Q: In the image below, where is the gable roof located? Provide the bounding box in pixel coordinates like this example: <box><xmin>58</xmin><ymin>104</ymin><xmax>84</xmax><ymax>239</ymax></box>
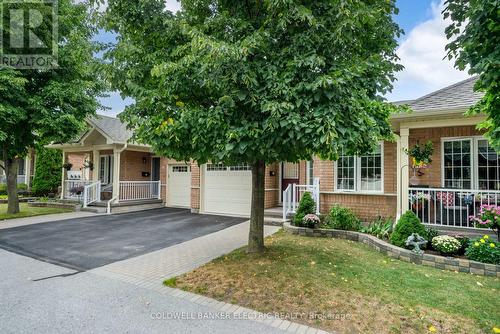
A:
<box><xmin>394</xmin><ymin>76</ymin><xmax>483</xmax><ymax>112</ymax></box>
<box><xmin>87</xmin><ymin>115</ymin><xmax>134</xmax><ymax>143</ymax></box>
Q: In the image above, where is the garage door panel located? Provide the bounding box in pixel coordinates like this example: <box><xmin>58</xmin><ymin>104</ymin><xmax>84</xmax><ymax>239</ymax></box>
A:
<box><xmin>168</xmin><ymin>165</ymin><xmax>191</xmax><ymax>208</ymax></box>
<box><xmin>204</xmin><ymin>168</ymin><xmax>252</xmax><ymax>216</ymax></box>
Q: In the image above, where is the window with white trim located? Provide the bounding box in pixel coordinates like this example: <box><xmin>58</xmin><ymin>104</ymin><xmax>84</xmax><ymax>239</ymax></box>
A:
<box><xmin>443</xmin><ymin>139</ymin><xmax>472</xmax><ymax>189</ymax></box>
<box><xmin>307</xmin><ymin>160</ymin><xmax>314</xmax><ymax>185</ymax></box>
<box><xmin>335</xmin><ymin>144</ymin><xmax>383</xmax><ymax>192</ymax></box>
<box><xmin>207</xmin><ymin>163</ymin><xmax>251</xmax><ymax>172</ymax></box>
<box><xmin>477</xmin><ymin>139</ymin><xmax>499</xmax><ymax>190</ymax></box>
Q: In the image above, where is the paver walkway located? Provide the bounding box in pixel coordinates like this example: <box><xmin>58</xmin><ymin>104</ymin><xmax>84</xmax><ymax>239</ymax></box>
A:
<box><xmin>90</xmin><ymin>221</ymin><xmax>280</xmax><ymax>289</ymax></box>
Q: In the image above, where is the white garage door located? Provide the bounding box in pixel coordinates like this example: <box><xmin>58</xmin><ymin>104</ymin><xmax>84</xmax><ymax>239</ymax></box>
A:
<box><xmin>168</xmin><ymin>165</ymin><xmax>191</xmax><ymax>207</ymax></box>
<box><xmin>203</xmin><ymin>164</ymin><xmax>252</xmax><ymax>216</ymax></box>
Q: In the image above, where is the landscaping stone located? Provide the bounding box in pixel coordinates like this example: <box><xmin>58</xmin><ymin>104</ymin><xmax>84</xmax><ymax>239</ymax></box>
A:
<box><xmin>282</xmin><ymin>222</ymin><xmax>500</xmax><ymax>277</ymax></box>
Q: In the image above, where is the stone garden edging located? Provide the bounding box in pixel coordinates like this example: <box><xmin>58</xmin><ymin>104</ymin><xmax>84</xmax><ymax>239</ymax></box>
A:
<box><xmin>28</xmin><ymin>201</ymin><xmax>80</xmax><ymax>211</ymax></box>
<box><xmin>283</xmin><ymin>222</ymin><xmax>500</xmax><ymax>278</ymax></box>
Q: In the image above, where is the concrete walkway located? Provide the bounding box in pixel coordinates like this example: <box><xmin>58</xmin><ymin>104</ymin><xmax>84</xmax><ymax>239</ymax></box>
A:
<box><xmin>0</xmin><ymin>211</ymin><xmax>100</xmax><ymax>230</ymax></box>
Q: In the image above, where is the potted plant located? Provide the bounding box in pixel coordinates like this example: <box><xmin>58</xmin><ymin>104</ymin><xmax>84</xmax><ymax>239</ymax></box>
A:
<box><xmin>406</xmin><ymin>140</ymin><xmax>434</xmax><ymax>176</ymax></box>
<box><xmin>62</xmin><ymin>163</ymin><xmax>73</xmax><ymax>171</ymax></box>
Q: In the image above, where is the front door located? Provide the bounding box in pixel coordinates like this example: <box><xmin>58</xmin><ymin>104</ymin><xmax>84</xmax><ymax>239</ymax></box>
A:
<box><xmin>151</xmin><ymin>157</ymin><xmax>161</xmax><ymax>181</ymax></box>
<box><xmin>99</xmin><ymin>155</ymin><xmax>114</xmax><ymax>185</ymax></box>
<box><xmin>282</xmin><ymin>162</ymin><xmax>299</xmax><ymax>192</ymax></box>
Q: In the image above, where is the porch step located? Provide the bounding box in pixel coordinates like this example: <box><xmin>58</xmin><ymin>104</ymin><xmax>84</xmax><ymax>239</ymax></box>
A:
<box><xmin>87</xmin><ymin>199</ymin><xmax>164</xmax><ymax>214</ymax></box>
<box><xmin>264</xmin><ymin>206</ymin><xmax>284</xmax><ymax>219</ymax></box>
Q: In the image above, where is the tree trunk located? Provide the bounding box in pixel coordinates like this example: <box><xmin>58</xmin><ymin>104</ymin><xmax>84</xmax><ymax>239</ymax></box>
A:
<box><xmin>6</xmin><ymin>158</ymin><xmax>20</xmax><ymax>214</ymax></box>
<box><xmin>247</xmin><ymin>160</ymin><xmax>265</xmax><ymax>253</ymax></box>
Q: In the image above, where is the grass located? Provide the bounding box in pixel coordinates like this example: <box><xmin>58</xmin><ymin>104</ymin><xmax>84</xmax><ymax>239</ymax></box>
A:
<box><xmin>0</xmin><ymin>203</ymin><xmax>72</xmax><ymax>220</ymax></box>
<box><xmin>167</xmin><ymin>230</ymin><xmax>500</xmax><ymax>334</ymax></box>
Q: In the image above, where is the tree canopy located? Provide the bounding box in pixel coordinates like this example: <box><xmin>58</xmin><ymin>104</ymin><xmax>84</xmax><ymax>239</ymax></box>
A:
<box><xmin>443</xmin><ymin>0</ymin><xmax>500</xmax><ymax>150</ymax></box>
<box><xmin>0</xmin><ymin>0</ymin><xmax>104</xmax><ymax>213</ymax></box>
<box><xmin>102</xmin><ymin>0</ymin><xmax>404</xmax><ymax>251</ymax></box>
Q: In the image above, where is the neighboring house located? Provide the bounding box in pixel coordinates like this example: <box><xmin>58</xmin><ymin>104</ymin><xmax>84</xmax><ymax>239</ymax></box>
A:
<box><xmin>0</xmin><ymin>149</ymin><xmax>36</xmax><ymax>189</ymax></box>
<box><xmin>50</xmin><ymin>77</ymin><xmax>499</xmax><ymax>230</ymax></box>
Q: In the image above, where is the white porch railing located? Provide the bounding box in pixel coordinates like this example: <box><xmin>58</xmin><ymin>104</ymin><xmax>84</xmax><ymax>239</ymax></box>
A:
<box><xmin>283</xmin><ymin>177</ymin><xmax>320</xmax><ymax>220</ymax></box>
<box><xmin>64</xmin><ymin>180</ymin><xmax>94</xmax><ymax>200</ymax></box>
<box><xmin>409</xmin><ymin>187</ymin><xmax>500</xmax><ymax>229</ymax></box>
<box><xmin>119</xmin><ymin>181</ymin><xmax>161</xmax><ymax>201</ymax></box>
<box><xmin>83</xmin><ymin>181</ymin><xmax>101</xmax><ymax>208</ymax></box>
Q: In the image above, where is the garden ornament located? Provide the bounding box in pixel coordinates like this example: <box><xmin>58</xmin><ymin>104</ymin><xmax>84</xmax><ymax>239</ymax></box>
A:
<box><xmin>405</xmin><ymin>233</ymin><xmax>427</xmax><ymax>255</ymax></box>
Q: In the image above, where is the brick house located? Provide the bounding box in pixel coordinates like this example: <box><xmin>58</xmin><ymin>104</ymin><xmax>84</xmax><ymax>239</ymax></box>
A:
<box><xmin>51</xmin><ymin>77</ymin><xmax>499</xmax><ymax>227</ymax></box>
<box><xmin>0</xmin><ymin>149</ymin><xmax>36</xmax><ymax>190</ymax></box>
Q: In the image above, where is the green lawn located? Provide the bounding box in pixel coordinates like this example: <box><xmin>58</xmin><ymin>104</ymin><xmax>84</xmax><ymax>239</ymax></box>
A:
<box><xmin>167</xmin><ymin>230</ymin><xmax>500</xmax><ymax>334</ymax></box>
<box><xmin>0</xmin><ymin>203</ymin><xmax>72</xmax><ymax>220</ymax></box>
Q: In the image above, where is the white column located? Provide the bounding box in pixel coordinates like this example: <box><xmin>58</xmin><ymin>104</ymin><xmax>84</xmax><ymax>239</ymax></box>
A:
<box><xmin>112</xmin><ymin>148</ymin><xmax>121</xmax><ymax>202</ymax></box>
<box><xmin>400</xmin><ymin>128</ymin><xmax>410</xmax><ymax>214</ymax></box>
<box><xmin>24</xmin><ymin>150</ymin><xmax>32</xmax><ymax>190</ymax></box>
<box><xmin>60</xmin><ymin>150</ymin><xmax>66</xmax><ymax>199</ymax></box>
<box><xmin>92</xmin><ymin>149</ymin><xmax>99</xmax><ymax>182</ymax></box>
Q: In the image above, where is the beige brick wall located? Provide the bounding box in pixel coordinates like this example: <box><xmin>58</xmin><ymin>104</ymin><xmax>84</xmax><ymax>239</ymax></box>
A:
<box><xmin>119</xmin><ymin>151</ymin><xmax>152</xmax><ymax>181</ymax></box>
<box><xmin>191</xmin><ymin>162</ymin><xmax>200</xmax><ymax>210</ymax></box>
<box><xmin>265</xmin><ymin>163</ymin><xmax>280</xmax><ymax>209</ymax></box>
<box><xmin>314</xmin><ymin>141</ymin><xmax>397</xmax><ymax>221</ymax></box>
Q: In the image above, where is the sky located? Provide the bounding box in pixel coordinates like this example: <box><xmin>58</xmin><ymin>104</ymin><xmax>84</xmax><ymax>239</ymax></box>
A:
<box><xmin>97</xmin><ymin>0</ymin><xmax>471</xmax><ymax>117</ymax></box>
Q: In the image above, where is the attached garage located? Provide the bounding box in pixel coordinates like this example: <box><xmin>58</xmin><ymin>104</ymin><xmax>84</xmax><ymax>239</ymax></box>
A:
<box><xmin>203</xmin><ymin>164</ymin><xmax>252</xmax><ymax>216</ymax></box>
<box><xmin>167</xmin><ymin>165</ymin><xmax>191</xmax><ymax>208</ymax></box>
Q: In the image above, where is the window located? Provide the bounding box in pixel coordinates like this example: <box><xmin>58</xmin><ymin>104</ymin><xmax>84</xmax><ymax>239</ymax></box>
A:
<box><xmin>477</xmin><ymin>139</ymin><xmax>499</xmax><ymax>190</ymax></box>
<box><xmin>307</xmin><ymin>160</ymin><xmax>314</xmax><ymax>185</ymax></box>
<box><xmin>17</xmin><ymin>159</ymin><xmax>25</xmax><ymax>176</ymax></box>
<box><xmin>442</xmin><ymin>139</ymin><xmax>472</xmax><ymax>189</ymax></box>
<box><xmin>206</xmin><ymin>163</ymin><xmax>226</xmax><ymax>171</ymax></box>
<box><xmin>172</xmin><ymin>165</ymin><xmax>189</xmax><ymax>173</ymax></box>
<box><xmin>207</xmin><ymin>163</ymin><xmax>251</xmax><ymax>172</ymax></box>
<box><xmin>335</xmin><ymin>144</ymin><xmax>383</xmax><ymax>192</ymax></box>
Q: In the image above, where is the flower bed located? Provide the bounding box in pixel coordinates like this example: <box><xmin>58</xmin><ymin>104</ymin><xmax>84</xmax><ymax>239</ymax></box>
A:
<box><xmin>283</xmin><ymin>222</ymin><xmax>500</xmax><ymax>277</ymax></box>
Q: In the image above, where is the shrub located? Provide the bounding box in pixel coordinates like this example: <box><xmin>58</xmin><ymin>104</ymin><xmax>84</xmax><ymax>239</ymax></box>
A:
<box><xmin>323</xmin><ymin>205</ymin><xmax>360</xmax><ymax>231</ymax></box>
<box><xmin>32</xmin><ymin>147</ymin><xmax>62</xmax><ymax>196</ymax></box>
<box><xmin>360</xmin><ymin>216</ymin><xmax>393</xmax><ymax>239</ymax></box>
<box><xmin>302</xmin><ymin>214</ymin><xmax>320</xmax><ymax>228</ymax></box>
<box><xmin>0</xmin><ymin>183</ymin><xmax>28</xmax><ymax>196</ymax></box>
<box><xmin>293</xmin><ymin>192</ymin><xmax>316</xmax><ymax>226</ymax></box>
<box><xmin>452</xmin><ymin>235</ymin><xmax>470</xmax><ymax>255</ymax></box>
<box><xmin>390</xmin><ymin>210</ymin><xmax>426</xmax><ymax>248</ymax></box>
<box><xmin>424</xmin><ymin>227</ymin><xmax>440</xmax><ymax>250</ymax></box>
<box><xmin>465</xmin><ymin>235</ymin><xmax>500</xmax><ymax>264</ymax></box>
<box><xmin>431</xmin><ymin>235</ymin><xmax>461</xmax><ymax>255</ymax></box>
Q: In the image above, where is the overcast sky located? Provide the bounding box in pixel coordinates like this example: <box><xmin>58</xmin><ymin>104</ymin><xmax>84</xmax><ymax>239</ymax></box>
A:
<box><xmin>97</xmin><ymin>0</ymin><xmax>471</xmax><ymax>117</ymax></box>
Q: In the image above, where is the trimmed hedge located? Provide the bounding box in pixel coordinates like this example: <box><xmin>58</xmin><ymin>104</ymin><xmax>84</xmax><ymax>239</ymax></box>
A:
<box><xmin>0</xmin><ymin>183</ymin><xmax>27</xmax><ymax>196</ymax></box>
<box><xmin>32</xmin><ymin>147</ymin><xmax>62</xmax><ymax>195</ymax></box>
<box><xmin>293</xmin><ymin>192</ymin><xmax>316</xmax><ymax>226</ymax></box>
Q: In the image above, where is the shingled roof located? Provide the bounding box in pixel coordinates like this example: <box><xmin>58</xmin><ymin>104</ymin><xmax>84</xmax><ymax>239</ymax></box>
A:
<box><xmin>394</xmin><ymin>76</ymin><xmax>483</xmax><ymax>112</ymax></box>
<box><xmin>88</xmin><ymin>114</ymin><xmax>134</xmax><ymax>143</ymax></box>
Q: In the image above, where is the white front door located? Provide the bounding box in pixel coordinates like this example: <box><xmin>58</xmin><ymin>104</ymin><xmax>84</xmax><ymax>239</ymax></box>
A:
<box><xmin>203</xmin><ymin>164</ymin><xmax>252</xmax><ymax>216</ymax></box>
<box><xmin>100</xmin><ymin>155</ymin><xmax>113</xmax><ymax>185</ymax></box>
<box><xmin>168</xmin><ymin>165</ymin><xmax>191</xmax><ymax>207</ymax></box>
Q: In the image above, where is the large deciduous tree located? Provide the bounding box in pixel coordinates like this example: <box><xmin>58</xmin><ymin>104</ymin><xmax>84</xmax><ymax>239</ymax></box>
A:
<box><xmin>0</xmin><ymin>0</ymin><xmax>104</xmax><ymax>214</ymax></box>
<box><xmin>103</xmin><ymin>0</ymin><xmax>404</xmax><ymax>252</ymax></box>
<box><xmin>443</xmin><ymin>0</ymin><xmax>500</xmax><ymax>150</ymax></box>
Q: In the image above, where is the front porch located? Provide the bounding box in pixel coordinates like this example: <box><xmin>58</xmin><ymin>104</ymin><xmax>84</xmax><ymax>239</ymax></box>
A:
<box><xmin>397</xmin><ymin>115</ymin><xmax>499</xmax><ymax>230</ymax></box>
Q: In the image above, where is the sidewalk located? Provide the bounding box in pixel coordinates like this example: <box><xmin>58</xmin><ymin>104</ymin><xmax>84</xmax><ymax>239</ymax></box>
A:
<box><xmin>0</xmin><ymin>211</ymin><xmax>100</xmax><ymax>230</ymax></box>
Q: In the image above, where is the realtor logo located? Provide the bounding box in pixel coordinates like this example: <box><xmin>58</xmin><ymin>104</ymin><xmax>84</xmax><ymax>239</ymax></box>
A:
<box><xmin>0</xmin><ymin>0</ymin><xmax>58</xmax><ymax>69</ymax></box>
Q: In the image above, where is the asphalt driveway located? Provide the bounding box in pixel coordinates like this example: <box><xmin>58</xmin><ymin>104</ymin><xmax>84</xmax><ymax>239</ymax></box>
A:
<box><xmin>0</xmin><ymin>208</ymin><xmax>246</xmax><ymax>271</ymax></box>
